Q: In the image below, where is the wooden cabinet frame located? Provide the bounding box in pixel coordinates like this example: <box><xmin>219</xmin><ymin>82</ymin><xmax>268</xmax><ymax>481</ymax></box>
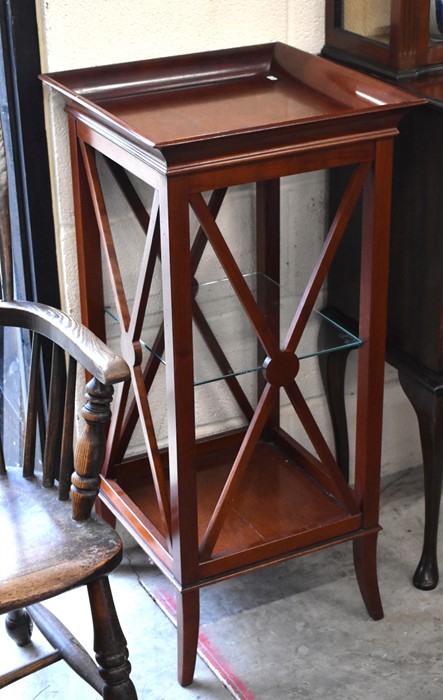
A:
<box><xmin>325</xmin><ymin>0</ymin><xmax>443</xmax><ymax>78</ymax></box>
<box><xmin>41</xmin><ymin>43</ymin><xmax>423</xmax><ymax>686</ymax></box>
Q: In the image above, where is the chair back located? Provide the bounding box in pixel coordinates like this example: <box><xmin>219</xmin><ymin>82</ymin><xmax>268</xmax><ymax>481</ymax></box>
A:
<box><xmin>0</xmin><ymin>118</ymin><xmax>129</xmax><ymax>518</ymax></box>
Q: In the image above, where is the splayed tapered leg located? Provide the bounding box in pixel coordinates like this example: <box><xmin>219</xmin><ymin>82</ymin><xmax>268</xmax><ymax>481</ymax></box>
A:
<box><xmin>176</xmin><ymin>588</ymin><xmax>200</xmax><ymax>687</ymax></box>
<box><xmin>353</xmin><ymin>533</ymin><xmax>383</xmax><ymax>620</ymax></box>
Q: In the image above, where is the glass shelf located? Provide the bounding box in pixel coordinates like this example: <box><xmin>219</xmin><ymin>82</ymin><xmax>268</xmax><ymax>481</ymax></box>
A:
<box><xmin>105</xmin><ymin>273</ymin><xmax>362</xmax><ymax>386</ymax></box>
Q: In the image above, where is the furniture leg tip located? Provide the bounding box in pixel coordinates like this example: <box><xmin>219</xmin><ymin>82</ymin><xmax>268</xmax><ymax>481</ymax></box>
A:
<box><xmin>413</xmin><ymin>558</ymin><xmax>439</xmax><ymax>590</ymax></box>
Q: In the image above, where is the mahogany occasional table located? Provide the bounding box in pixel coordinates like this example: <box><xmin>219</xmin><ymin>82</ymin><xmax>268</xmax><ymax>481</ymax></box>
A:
<box><xmin>41</xmin><ymin>43</ymin><xmax>424</xmax><ymax>686</ymax></box>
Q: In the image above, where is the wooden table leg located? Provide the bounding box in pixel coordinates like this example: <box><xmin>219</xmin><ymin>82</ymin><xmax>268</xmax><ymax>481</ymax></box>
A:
<box><xmin>318</xmin><ymin>332</ymin><xmax>354</xmax><ymax>482</ymax></box>
<box><xmin>160</xmin><ymin>177</ymin><xmax>200</xmax><ymax>684</ymax></box>
<box><xmin>399</xmin><ymin>369</ymin><xmax>443</xmax><ymax>590</ymax></box>
<box><xmin>176</xmin><ymin>589</ymin><xmax>200</xmax><ymax>687</ymax></box>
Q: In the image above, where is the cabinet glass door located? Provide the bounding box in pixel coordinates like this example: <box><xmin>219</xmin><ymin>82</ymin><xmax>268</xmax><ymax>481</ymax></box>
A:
<box><xmin>342</xmin><ymin>0</ymin><xmax>391</xmax><ymax>44</ymax></box>
<box><xmin>324</xmin><ymin>0</ymin><xmax>443</xmax><ymax>78</ymax></box>
<box><xmin>430</xmin><ymin>0</ymin><xmax>443</xmax><ymax>41</ymax></box>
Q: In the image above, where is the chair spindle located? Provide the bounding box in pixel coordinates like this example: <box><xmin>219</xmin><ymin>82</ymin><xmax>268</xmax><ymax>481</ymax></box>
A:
<box><xmin>23</xmin><ymin>333</ymin><xmax>41</xmax><ymax>478</ymax></box>
<box><xmin>58</xmin><ymin>355</ymin><xmax>76</xmax><ymax>500</ymax></box>
<box><xmin>43</xmin><ymin>343</ymin><xmax>65</xmax><ymax>487</ymax></box>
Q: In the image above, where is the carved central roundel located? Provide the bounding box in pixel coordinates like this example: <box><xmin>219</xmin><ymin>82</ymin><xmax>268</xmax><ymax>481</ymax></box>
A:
<box><xmin>262</xmin><ymin>351</ymin><xmax>300</xmax><ymax>387</ymax></box>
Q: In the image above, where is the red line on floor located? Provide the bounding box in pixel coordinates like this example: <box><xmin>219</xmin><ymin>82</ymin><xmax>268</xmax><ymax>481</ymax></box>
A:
<box><xmin>152</xmin><ymin>588</ymin><xmax>257</xmax><ymax>700</ymax></box>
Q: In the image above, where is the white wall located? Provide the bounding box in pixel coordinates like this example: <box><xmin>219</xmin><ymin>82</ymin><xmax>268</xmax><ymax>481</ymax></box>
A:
<box><xmin>36</xmin><ymin>1</ymin><xmax>421</xmax><ymax>476</ymax></box>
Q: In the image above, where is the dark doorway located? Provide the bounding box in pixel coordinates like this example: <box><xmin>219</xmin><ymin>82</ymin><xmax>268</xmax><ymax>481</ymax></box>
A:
<box><xmin>0</xmin><ymin>0</ymin><xmax>59</xmax><ymax>305</ymax></box>
<box><xmin>0</xmin><ymin>0</ymin><xmax>60</xmax><ymax>463</ymax></box>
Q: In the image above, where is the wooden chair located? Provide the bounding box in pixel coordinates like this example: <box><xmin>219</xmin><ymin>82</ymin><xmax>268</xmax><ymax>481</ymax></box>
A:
<box><xmin>0</xmin><ymin>120</ymin><xmax>137</xmax><ymax>698</ymax></box>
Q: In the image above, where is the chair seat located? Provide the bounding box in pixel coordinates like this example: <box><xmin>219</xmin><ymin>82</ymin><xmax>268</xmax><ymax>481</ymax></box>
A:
<box><xmin>0</xmin><ymin>468</ymin><xmax>122</xmax><ymax>613</ymax></box>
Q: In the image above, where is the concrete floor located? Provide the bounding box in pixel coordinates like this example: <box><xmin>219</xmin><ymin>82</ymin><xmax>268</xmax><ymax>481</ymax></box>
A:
<box><xmin>2</xmin><ymin>464</ymin><xmax>443</xmax><ymax>699</ymax></box>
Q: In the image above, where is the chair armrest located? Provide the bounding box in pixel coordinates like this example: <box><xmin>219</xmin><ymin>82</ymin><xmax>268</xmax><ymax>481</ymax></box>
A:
<box><xmin>0</xmin><ymin>300</ymin><xmax>129</xmax><ymax>385</ymax></box>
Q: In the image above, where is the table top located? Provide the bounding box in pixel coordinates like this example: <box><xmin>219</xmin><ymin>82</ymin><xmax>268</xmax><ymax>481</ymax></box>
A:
<box><xmin>41</xmin><ymin>43</ymin><xmax>425</xmax><ymax>170</ymax></box>
<box><xmin>401</xmin><ymin>70</ymin><xmax>443</xmax><ymax>109</ymax></box>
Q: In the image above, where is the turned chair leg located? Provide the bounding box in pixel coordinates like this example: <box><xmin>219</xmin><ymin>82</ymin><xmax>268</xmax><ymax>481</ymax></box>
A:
<box><xmin>5</xmin><ymin>608</ymin><xmax>33</xmax><ymax>647</ymax></box>
<box><xmin>87</xmin><ymin>577</ymin><xmax>137</xmax><ymax>699</ymax></box>
<box><xmin>176</xmin><ymin>588</ymin><xmax>200</xmax><ymax>687</ymax></box>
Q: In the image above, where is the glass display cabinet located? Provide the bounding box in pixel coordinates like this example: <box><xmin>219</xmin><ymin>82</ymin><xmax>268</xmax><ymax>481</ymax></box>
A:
<box><xmin>322</xmin><ymin>0</ymin><xmax>443</xmax><ymax>594</ymax></box>
<box><xmin>324</xmin><ymin>0</ymin><xmax>443</xmax><ymax>78</ymax></box>
<box><xmin>41</xmin><ymin>43</ymin><xmax>422</xmax><ymax>686</ymax></box>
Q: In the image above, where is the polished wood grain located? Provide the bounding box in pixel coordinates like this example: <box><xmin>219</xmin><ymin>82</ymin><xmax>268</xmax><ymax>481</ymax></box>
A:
<box><xmin>42</xmin><ymin>42</ymin><xmax>420</xmax><ymax>171</ymax></box>
<box><xmin>41</xmin><ymin>42</ymin><xmax>424</xmax><ymax>686</ymax></box>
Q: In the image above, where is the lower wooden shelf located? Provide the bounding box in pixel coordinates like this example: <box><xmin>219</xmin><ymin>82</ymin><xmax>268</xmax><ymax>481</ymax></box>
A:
<box><xmin>100</xmin><ymin>428</ymin><xmax>363</xmax><ymax>585</ymax></box>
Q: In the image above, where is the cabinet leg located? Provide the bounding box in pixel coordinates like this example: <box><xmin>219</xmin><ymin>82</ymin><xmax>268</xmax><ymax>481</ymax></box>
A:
<box><xmin>176</xmin><ymin>588</ymin><xmax>200</xmax><ymax>687</ymax></box>
<box><xmin>353</xmin><ymin>533</ymin><xmax>383</xmax><ymax>620</ymax></box>
<box><xmin>318</xmin><ymin>316</ymin><xmax>353</xmax><ymax>481</ymax></box>
<box><xmin>398</xmin><ymin>370</ymin><xmax>443</xmax><ymax>590</ymax></box>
